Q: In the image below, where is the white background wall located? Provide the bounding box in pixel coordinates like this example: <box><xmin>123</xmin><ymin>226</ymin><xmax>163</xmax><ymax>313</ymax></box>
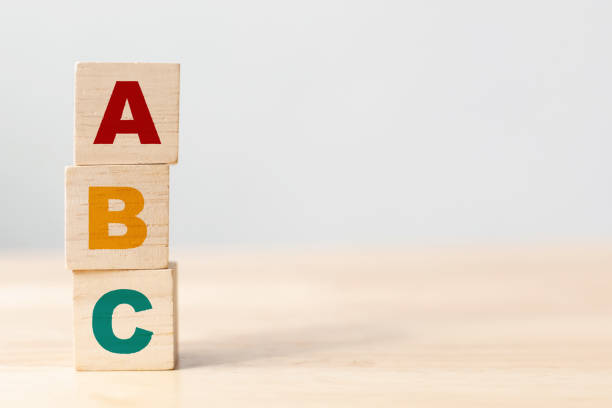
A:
<box><xmin>1</xmin><ymin>0</ymin><xmax>611</xmax><ymax>248</ymax></box>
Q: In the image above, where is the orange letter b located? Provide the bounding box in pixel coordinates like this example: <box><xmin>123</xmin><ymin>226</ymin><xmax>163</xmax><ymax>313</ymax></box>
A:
<box><xmin>89</xmin><ymin>187</ymin><xmax>147</xmax><ymax>249</ymax></box>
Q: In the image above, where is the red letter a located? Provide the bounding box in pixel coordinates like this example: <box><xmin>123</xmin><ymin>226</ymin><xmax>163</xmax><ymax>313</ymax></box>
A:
<box><xmin>93</xmin><ymin>81</ymin><xmax>161</xmax><ymax>144</ymax></box>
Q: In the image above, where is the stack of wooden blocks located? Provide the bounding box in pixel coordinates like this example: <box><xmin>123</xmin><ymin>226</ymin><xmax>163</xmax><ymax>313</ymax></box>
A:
<box><xmin>65</xmin><ymin>62</ymin><xmax>180</xmax><ymax>370</ymax></box>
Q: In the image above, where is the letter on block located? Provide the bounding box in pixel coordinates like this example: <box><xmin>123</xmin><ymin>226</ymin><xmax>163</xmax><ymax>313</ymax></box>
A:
<box><xmin>89</xmin><ymin>187</ymin><xmax>147</xmax><ymax>250</ymax></box>
<box><xmin>65</xmin><ymin>165</ymin><xmax>169</xmax><ymax>270</ymax></box>
<box><xmin>73</xmin><ymin>265</ymin><xmax>178</xmax><ymax>370</ymax></box>
<box><xmin>74</xmin><ymin>62</ymin><xmax>180</xmax><ymax>165</ymax></box>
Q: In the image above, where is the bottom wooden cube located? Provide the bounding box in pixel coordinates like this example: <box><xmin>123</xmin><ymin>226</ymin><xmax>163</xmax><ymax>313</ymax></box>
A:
<box><xmin>73</xmin><ymin>264</ymin><xmax>178</xmax><ymax>371</ymax></box>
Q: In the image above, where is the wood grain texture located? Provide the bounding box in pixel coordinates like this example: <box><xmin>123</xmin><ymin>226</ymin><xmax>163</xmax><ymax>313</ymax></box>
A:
<box><xmin>65</xmin><ymin>165</ymin><xmax>169</xmax><ymax>270</ymax></box>
<box><xmin>73</xmin><ymin>265</ymin><xmax>177</xmax><ymax>371</ymax></box>
<box><xmin>74</xmin><ymin>62</ymin><xmax>179</xmax><ymax>165</ymax></box>
<box><xmin>2</xmin><ymin>246</ymin><xmax>612</xmax><ymax>406</ymax></box>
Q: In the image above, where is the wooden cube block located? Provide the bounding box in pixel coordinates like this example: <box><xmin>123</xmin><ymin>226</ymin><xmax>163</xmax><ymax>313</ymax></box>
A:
<box><xmin>75</xmin><ymin>62</ymin><xmax>179</xmax><ymax>165</ymax></box>
<box><xmin>66</xmin><ymin>165</ymin><xmax>169</xmax><ymax>270</ymax></box>
<box><xmin>73</xmin><ymin>265</ymin><xmax>178</xmax><ymax>371</ymax></box>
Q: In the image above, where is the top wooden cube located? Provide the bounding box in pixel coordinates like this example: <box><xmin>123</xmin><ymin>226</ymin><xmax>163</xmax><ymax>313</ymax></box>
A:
<box><xmin>75</xmin><ymin>63</ymin><xmax>180</xmax><ymax>165</ymax></box>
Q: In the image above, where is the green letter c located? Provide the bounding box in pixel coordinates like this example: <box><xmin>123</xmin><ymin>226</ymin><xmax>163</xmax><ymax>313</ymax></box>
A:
<box><xmin>92</xmin><ymin>289</ymin><xmax>153</xmax><ymax>354</ymax></box>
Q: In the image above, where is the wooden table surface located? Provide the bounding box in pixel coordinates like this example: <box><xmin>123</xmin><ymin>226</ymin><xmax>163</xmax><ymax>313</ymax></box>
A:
<box><xmin>2</xmin><ymin>246</ymin><xmax>612</xmax><ymax>406</ymax></box>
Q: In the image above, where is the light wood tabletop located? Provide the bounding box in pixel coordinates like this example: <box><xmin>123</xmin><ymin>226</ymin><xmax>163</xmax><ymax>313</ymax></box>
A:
<box><xmin>2</xmin><ymin>245</ymin><xmax>612</xmax><ymax>406</ymax></box>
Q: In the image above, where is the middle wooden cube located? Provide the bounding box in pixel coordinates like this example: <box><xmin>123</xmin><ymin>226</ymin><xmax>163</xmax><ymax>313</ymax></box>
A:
<box><xmin>66</xmin><ymin>164</ymin><xmax>169</xmax><ymax>270</ymax></box>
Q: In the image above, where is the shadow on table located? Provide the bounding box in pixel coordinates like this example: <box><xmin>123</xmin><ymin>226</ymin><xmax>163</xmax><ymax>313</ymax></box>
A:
<box><xmin>179</xmin><ymin>321</ymin><xmax>403</xmax><ymax>369</ymax></box>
